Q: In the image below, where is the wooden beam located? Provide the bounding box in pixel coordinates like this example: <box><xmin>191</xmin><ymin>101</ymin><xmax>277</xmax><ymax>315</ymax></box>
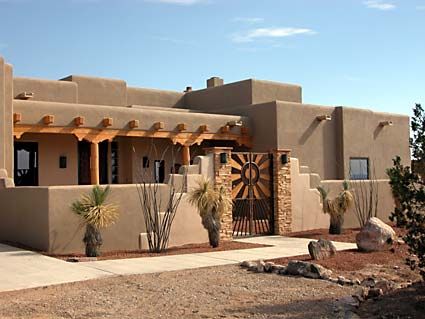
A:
<box><xmin>129</xmin><ymin>120</ymin><xmax>139</xmax><ymax>129</ymax></box>
<box><xmin>13</xmin><ymin>124</ymin><xmax>253</xmax><ymax>147</ymax></box>
<box><xmin>177</xmin><ymin>123</ymin><xmax>187</xmax><ymax>132</ymax></box>
<box><xmin>221</xmin><ymin>125</ymin><xmax>230</xmax><ymax>134</ymax></box>
<box><xmin>103</xmin><ymin>117</ymin><xmax>113</xmax><ymax>127</ymax></box>
<box><xmin>13</xmin><ymin>113</ymin><xmax>21</xmax><ymax>124</ymax></box>
<box><xmin>74</xmin><ymin>116</ymin><xmax>85</xmax><ymax>126</ymax></box>
<box><xmin>200</xmin><ymin>125</ymin><xmax>209</xmax><ymax>133</ymax></box>
<box><xmin>154</xmin><ymin>122</ymin><xmax>164</xmax><ymax>130</ymax></box>
<box><xmin>182</xmin><ymin>145</ymin><xmax>190</xmax><ymax>166</ymax></box>
<box><xmin>90</xmin><ymin>142</ymin><xmax>100</xmax><ymax>185</ymax></box>
<box><xmin>43</xmin><ymin>115</ymin><xmax>54</xmax><ymax>125</ymax></box>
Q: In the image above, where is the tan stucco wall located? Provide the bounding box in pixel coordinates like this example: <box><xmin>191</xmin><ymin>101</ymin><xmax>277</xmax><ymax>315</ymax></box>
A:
<box><xmin>291</xmin><ymin>155</ymin><xmax>396</xmax><ymax>231</ymax></box>
<box><xmin>61</xmin><ymin>75</ymin><xmax>127</xmax><ymax>106</ymax></box>
<box><xmin>0</xmin><ymin>57</ymin><xmax>14</xmax><ymax>177</ymax></box>
<box><xmin>291</xmin><ymin>158</ymin><xmax>329</xmax><ymax>232</ymax></box>
<box><xmin>0</xmin><ymin>184</ymin><xmax>207</xmax><ymax>254</ymax></box>
<box><xmin>0</xmin><ymin>187</ymin><xmax>50</xmax><ymax>250</ymax></box>
<box><xmin>13</xmin><ymin>77</ymin><xmax>78</xmax><ymax>103</ymax></box>
<box><xmin>13</xmin><ymin>100</ymin><xmax>249</xmax><ymax>134</ymax></box>
<box><xmin>340</xmin><ymin>107</ymin><xmax>410</xmax><ymax>179</ymax></box>
<box><xmin>127</xmin><ymin>87</ymin><xmax>184</xmax><ymax>108</ymax></box>
<box><xmin>276</xmin><ymin>101</ymin><xmax>341</xmax><ymax>179</ymax></box>
<box><xmin>251</xmin><ymin>79</ymin><xmax>301</xmax><ymax>104</ymax></box>
<box><xmin>17</xmin><ymin>133</ymin><xmax>78</xmax><ymax>186</ymax></box>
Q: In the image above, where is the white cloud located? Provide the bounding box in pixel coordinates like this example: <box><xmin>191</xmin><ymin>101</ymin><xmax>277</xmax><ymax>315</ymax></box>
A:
<box><xmin>364</xmin><ymin>1</ymin><xmax>396</xmax><ymax>11</ymax></box>
<box><xmin>232</xmin><ymin>17</ymin><xmax>264</xmax><ymax>24</ymax></box>
<box><xmin>231</xmin><ymin>27</ymin><xmax>316</xmax><ymax>43</ymax></box>
<box><xmin>146</xmin><ymin>0</ymin><xmax>208</xmax><ymax>5</ymax></box>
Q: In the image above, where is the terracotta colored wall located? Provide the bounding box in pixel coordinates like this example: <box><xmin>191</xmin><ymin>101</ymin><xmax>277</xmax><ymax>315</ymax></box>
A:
<box><xmin>127</xmin><ymin>87</ymin><xmax>184</xmax><ymax>108</ymax></box>
<box><xmin>13</xmin><ymin>77</ymin><xmax>78</xmax><ymax>103</ymax></box>
<box><xmin>17</xmin><ymin>133</ymin><xmax>78</xmax><ymax>186</ymax></box>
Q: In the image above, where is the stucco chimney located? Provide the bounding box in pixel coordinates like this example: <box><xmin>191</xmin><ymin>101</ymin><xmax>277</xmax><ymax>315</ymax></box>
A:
<box><xmin>207</xmin><ymin>77</ymin><xmax>224</xmax><ymax>88</ymax></box>
<box><xmin>184</xmin><ymin>86</ymin><xmax>192</xmax><ymax>92</ymax></box>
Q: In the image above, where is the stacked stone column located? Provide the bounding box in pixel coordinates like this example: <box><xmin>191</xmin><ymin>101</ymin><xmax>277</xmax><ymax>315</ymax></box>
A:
<box><xmin>272</xmin><ymin>149</ymin><xmax>292</xmax><ymax>235</ymax></box>
<box><xmin>204</xmin><ymin>147</ymin><xmax>233</xmax><ymax>241</ymax></box>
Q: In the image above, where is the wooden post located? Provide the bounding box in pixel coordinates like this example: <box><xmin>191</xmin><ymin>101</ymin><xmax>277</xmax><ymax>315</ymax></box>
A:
<box><xmin>90</xmin><ymin>142</ymin><xmax>100</xmax><ymax>185</ymax></box>
<box><xmin>182</xmin><ymin>145</ymin><xmax>190</xmax><ymax>166</ymax></box>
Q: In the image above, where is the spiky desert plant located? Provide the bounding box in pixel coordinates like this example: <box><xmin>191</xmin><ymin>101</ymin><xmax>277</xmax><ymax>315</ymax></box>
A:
<box><xmin>317</xmin><ymin>181</ymin><xmax>354</xmax><ymax>234</ymax></box>
<box><xmin>188</xmin><ymin>178</ymin><xmax>232</xmax><ymax>248</ymax></box>
<box><xmin>72</xmin><ymin>185</ymin><xmax>119</xmax><ymax>257</ymax></box>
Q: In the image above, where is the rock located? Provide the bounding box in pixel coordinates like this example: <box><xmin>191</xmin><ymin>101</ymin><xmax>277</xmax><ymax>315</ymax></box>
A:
<box><xmin>240</xmin><ymin>261</ymin><xmax>256</xmax><ymax>268</ymax></box>
<box><xmin>278</xmin><ymin>266</ymin><xmax>287</xmax><ymax>275</ymax></box>
<box><xmin>361</xmin><ymin>277</ymin><xmax>377</xmax><ymax>288</ymax></box>
<box><xmin>264</xmin><ymin>262</ymin><xmax>275</xmax><ymax>273</ymax></box>
<box><xmin>308</xmin><ymin>239</ymin><xmax>337</xmax><ymax>260</ymax></box>
<box><xmin>352</xmin><ymin>287</ymin><xmax>369</xmax><ymax>302</ymax></box>
<box><xmin>356</xmin><ymin>217</ymin><xmax>396</xmax><ymax>252</ymax></box>
<box><xmin>256</xmin><ymin>260</ymin><xmax>266</xmax><ymax>273</ymax></box>
<box><xmin>375</xmin><ymin>280</ymin><xmax>396</xmax><ymax>294</ymax></box>
<box><xmin>286</xmin><ymin>261</ymin><xmax>332</xmax><ymax>279</ymax></box>
<box><xmin>367</xmin><ymin>288</ymin><xmax>383</xmax><ymax>299</ymax></box>
<box><xmin>271</xmin><ymin>265</ymin><xmax>286</xmax><ymax>274</ymax></box>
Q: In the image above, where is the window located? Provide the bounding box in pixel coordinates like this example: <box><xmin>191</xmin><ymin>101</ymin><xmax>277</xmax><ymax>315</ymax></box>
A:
<box><xmin>349</xmin><ymin>158</ymin><xmax>369</xmax><ymax>180</ymax></box>
<box><xmin>154</xmin><ymin>160</ymin><xmax>165</xmax><ymax>183</ymax></box>
<box><xmin>111</xmin><ymin>142</ymin><xmax>119</xmax><ymax>184</ymax></box>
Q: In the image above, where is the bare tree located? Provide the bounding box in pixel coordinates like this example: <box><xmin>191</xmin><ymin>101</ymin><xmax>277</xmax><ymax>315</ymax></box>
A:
<box><xmin>134</xmin><ymin>139</ymin><xmax>185</xmax><ymax>253</ymax></box>
<box><xmin>350</xmin><ymin>164</ymin><xmax>379</xmax><ymax>228</ymax></box>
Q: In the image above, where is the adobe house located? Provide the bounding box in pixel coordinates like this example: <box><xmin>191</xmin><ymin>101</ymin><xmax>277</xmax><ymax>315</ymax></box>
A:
<box><xmin>0</xmin><ymin>56</ymin><xmax>410</xmax><ymax>254</ymax></box>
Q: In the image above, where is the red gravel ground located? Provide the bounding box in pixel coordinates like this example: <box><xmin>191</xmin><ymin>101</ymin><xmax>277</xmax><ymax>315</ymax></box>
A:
<box><xmin>48</xmin><ymin>241</ymin><xmax>268</xmax><ymax>261</ymax></box>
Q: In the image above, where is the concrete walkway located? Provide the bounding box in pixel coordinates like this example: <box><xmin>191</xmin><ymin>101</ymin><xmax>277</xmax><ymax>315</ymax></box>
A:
<box><xmin>0</xmin><ymin>237</ymin><xmax>356</xmax><ymax>293</ymax></box>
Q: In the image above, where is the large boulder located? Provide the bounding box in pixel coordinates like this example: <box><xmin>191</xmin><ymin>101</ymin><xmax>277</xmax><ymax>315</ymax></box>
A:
<box><xmin>356</xmin><ymin>217</ymin><xmax>396</xmax><ymax>252</ymax></box>
<box><xmin>308</xmin><ymin>239</ymin><xmax>337</xmax><ymax>260</ymax></box>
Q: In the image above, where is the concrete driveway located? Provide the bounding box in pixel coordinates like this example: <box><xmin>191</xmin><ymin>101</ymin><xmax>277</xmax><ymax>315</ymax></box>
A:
<box><xmin>0</xmin><ymin>237</ymin><xmax>356</xmax><ymax>293</ymax></box>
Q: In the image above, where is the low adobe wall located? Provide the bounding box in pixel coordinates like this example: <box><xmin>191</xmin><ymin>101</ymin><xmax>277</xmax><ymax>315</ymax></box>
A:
<box><xmin>291</xmin><ymin>157</ymin><xmax>395</xmax><ymax>232</ymax></box>
<box><xmin>0</xmin><ymin>184</ymin><xmax>208</xmax><ymax>254</ymax></box>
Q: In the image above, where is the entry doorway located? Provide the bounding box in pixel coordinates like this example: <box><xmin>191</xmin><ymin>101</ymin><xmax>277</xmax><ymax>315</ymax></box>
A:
<box><xmin>78</xmin><ymin>140</ymin><xmax>118</xmax><ymax>185</ymax></box>
<box><xmin>14</xmin><ymin>142</ymin><xmax>39</xmax><ymax>186</ymax></box>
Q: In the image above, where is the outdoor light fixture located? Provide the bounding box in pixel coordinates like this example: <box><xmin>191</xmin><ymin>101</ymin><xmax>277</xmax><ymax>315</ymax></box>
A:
<box><xmin>59</xmin><ymin>156</ymin><xmax>67</xmax><ymax>169</ymax></box>
<box><xmin>227</xmin><ymin>120</ymin><xmax>243</xmax><ymax>127</ymax></box>
<box><xmin>316</xmin><ymin>115</ymin><xmax>332</xmax><ymax>122</ymax></box>
<box><xmin>379</xmin><ymin>120</ymin><xmax>393</xmax><ymax>127</ymax></box>
<box><xmin>220</xmin><ymin>153</ymin><xmax>228</xmax><ymax>164</ymax></box>
<box><xmin>281</xmin><ymin>154</ymin><xmax>288</xmax><ymax>165</ymax></box>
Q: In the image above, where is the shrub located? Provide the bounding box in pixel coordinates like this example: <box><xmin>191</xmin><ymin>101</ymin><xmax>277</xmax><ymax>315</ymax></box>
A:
<box><xmin>72</xmin><ymin>185</ymin><xmax>119</xmax><ymax>257</ymax></box>
<box><xmin>188</xmin><ymin>178</ymin><xmax>232</xmax><ymax>248</ymax></box>
<box><xmin>317</xmin><ymin>181</ymin><xmax>353</xmax><ymax>234</ymax></box>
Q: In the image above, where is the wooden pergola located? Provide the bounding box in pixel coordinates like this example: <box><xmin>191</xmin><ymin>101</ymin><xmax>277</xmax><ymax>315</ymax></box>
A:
<box><xmin>13</xmin><ymin>114</ymin><xmax>251</xmax><ymax>185</ymax></box>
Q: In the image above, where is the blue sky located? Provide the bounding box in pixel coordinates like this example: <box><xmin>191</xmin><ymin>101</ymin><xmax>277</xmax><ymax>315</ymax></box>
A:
<box><xmin>0</xmin><ymin>0</ymin><xmax>424</xmax><ymax>116</ymax></box>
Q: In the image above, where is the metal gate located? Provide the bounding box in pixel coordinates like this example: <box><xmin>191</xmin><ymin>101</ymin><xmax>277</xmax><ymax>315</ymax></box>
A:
<box><xmin>231</xmin><ymin>153</ymin><xmax>274</xmax><ymax>237</ymax></box>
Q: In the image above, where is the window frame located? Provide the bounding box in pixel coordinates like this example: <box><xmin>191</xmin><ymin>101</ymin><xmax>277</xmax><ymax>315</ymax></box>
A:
<box><xmin>349</xmin><ymin>157</ymin><xmax>369</xmax><ymax>180</ymax></box>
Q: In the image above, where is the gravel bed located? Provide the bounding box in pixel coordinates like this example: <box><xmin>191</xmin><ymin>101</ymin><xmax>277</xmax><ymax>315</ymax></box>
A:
<box><xmin>0</xmin><ymin>265</ymin><xmax>356</xmax><ymax>319</ymax></box>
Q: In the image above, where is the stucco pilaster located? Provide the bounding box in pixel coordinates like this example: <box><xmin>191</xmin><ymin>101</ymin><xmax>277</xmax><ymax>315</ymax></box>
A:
<box><xmin>272</xmin><ymin>149</ymin><xmax>292</xmax><ymax>235</ymax></box>
<box><xmin>204</xmin><ymin>147</ymin><xmax>233</xmax><ymax>241</ymax></box>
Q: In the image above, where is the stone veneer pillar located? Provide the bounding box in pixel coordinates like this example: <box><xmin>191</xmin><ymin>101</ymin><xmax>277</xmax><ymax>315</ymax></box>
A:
<box><xmin>272</xmin><ymin>149</ymin><xmax>292</xmax><ymax>235</ymax></box>
<box><xmin>204</xmin><ymin>147</ymin><xmax>233</xmax><ymax>241</ymax></box>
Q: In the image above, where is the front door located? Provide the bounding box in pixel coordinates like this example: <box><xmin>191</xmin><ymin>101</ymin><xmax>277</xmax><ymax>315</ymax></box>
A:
<box><xmin>231</xmin><ymin>153</ymin><xmax>274</xmax><ymax>236</ymax></box>
<box><xmin>14</xmin><ymin>142</ymin><xmax>39</xmax><ymax>186</ymax></box>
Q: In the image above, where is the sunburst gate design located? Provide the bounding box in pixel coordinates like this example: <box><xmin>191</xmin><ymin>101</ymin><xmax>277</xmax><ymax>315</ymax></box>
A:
<box><xmin>231</xmin><ymin>153</ymin><xmax>273</xmax><ymax>236</ymax></box>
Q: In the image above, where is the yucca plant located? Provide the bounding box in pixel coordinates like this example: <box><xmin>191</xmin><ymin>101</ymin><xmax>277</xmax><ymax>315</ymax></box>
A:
<box><xmin>317</xmin><ymin>181</ymin><xmax>354</xmax><ymax>234</ymax></box>
<box><xmin>188</xmin><ymin>179</ymin><xmax>232</xmax><ymax>248</ymax></box>
<box><xmin>72</xmin><ymin>186</ymin><xmax>119</xmax><ymax>257</ymax></box>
